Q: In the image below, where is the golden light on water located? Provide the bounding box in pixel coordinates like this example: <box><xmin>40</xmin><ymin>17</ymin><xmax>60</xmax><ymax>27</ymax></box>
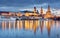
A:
<box><xmin>2</xmin><ymin>21</ymin><xmax>5</xmax><ymax>30</ymax></box>
<box><xmin>1</xmin><ymin>20</ymin><xmax>60</xmax><ymax>38</ymax></box>
<box><xmin>1</xmin><ymin>20</ymin><xmax>59</xmax><ymax>34</ymax></box>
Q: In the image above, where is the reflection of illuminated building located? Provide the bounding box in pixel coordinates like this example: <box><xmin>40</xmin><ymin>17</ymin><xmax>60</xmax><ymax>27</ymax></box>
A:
<box><xmin>29</xmin><ymin>20</ymin><xmax>33</xmax><ymax>30</ymax></box>
<box><xmin>25</xmin><ymin>20</ymin><xmax>33</xmax><ymax>30</ymax></box>
<box><xmin>45</xmin><ymin>20</ymin><xmax>53</xmax><ymax>37</ymax></box>
<box><xmin>14</xmin><ymin>21</ymin><xmax>16</xmax><ymax>30</ymax></box>
<box><xmin>9</xmin><ymin>21</ymin><xmax>11</xmax><ymax>30</ymax></box>
<box><xmin>17</xmin><ymin>21</ymin><xmax>20</xmax><ymax>30</ymax></box>
<box><xmin>5</xmin><ymin>21</ymin><xmax>6</xmax><ymax>30</ymax></box>
<box><xmin>40</xmin><ymin>21</ymin><xmax>44</xmax><ymax>34</ymax></box>
<box><xmin>2</xmin><ymin>21</ymin><xmax>5</xmax><ymax>30</ymax></box>
<box><xmin>2</xmin><ymin>20</ymin><xmax>23</xmax><ymax>30</ymax></box>
<box><xmin>22</xmin><ymin>20</ymin><xmax>39</xmax><ymax>34</ymax></box>
<box><xmin>23</xmin><ymin>20</ymin><xmax>25</xmax><ymax>29</ymax></box>
<box><xmin>17</xmin><ymin>20</ymin><xmax>23</xmax><ymax>30</ymax></box>
<box><xmin>47</xmin><ymin>21</ymin><xmax>51</xmax><ymax>37</ymax></box>
<box><xmin>19</xmin><ymin>21</ymin><xmax>23</xmax><ymax>29</ymax></box>
<box><xmin>1</xmin><ymin>20</ymin><xmax>38</xmax><ymax>34</ymax></box>
<box><xmin>33</xmin><ymin>20</ymin><xmax>39</xmax><ymax>34</ymax></box>
<box><xmin>33</xmin><ymin>20</ymin><xmax>37</xmax><ymax>34</ymax></box>
<box><xmin>55</xmin><ymin>21</ymin><xmax>60</xmax><ymax>28</ymax></box>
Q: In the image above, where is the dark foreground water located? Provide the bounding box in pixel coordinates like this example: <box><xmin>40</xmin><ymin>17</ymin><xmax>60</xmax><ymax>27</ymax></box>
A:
<box><xmin>0</xmin><ymin>20</ymin><xmax>60</xmax><ymax>38</ymax></box>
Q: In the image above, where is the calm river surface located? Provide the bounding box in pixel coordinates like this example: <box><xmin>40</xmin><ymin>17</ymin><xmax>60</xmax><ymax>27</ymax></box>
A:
<box><xmin>0</xmin><ymin>20</ymin><xmax>60</xmax><ymax>38</ymax></box>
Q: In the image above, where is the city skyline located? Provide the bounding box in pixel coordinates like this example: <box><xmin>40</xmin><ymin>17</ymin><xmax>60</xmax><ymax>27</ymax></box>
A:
<box><xmin>0</xmin><ymin>0</ymin><xmax>60</xmax><ymax>16</ymax></box>
<box><xmin>0</xmin><ymin>0</ymin><xmax>60</xmax><ymax>38</ymax></box>
<box><xmin>0</xmin><ymin>0</ymin><xmax>60</xmax><ymax>11</ymax></box>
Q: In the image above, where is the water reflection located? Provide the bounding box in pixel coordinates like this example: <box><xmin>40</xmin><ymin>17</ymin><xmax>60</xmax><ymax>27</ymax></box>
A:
<box><xmin>0</xmin><ymin>20</ymin><xmax>60</xmax><ymax>38</ymax></box>
<box><xmin>40</xmin><ymin>20</ymin><xmax>44</xmax><ymax>34</ymax></box>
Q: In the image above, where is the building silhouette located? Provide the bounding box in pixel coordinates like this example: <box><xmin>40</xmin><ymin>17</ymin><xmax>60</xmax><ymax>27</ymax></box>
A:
<box><xmin>40</xmin><ymin>7</ymin><xmax>43</xmax><ymax>15</ymax></box>
<box><xmin>34</xmin><ymin>7</ymin><xmax>37</xmax><ymax>14</ymax></box>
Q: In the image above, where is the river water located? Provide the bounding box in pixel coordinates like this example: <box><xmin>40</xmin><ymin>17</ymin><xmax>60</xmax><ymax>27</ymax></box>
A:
<box><xmin>0</xmin><ymin>20</ymin><xmax>60</xmax><ymax>38</ymax></box>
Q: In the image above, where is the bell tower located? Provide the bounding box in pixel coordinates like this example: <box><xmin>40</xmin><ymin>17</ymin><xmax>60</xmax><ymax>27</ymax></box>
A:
<box><xmin>34</xmin><ymin>7</ymin><xmax>36</xmax><ymax>14</ymax></box>
<box><xmin>40</xmin><ymin>7</ymin><xmax>43</xmax><ymax>15</ymax></box>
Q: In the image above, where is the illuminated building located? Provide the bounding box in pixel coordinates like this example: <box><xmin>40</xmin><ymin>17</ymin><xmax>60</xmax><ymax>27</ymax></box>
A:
<box><xmin>40</xmin><ymin>7</ymin><xmax>43</xmax><ymax>15</ymax></box>
<box><xmin>34</xmin><ymin>7</ymin><xmax>36</xmax><ymax>14</ymax></box>
<box><xmin>22</xmin><ymin>7</ymin><xmax>39</xmax><ymax>17</ymax></box>
<box><xmin>24</xmin><ymin>11</ymin><xmax>34</xmax><ymax>16</ymax></box>
<box><xmin>0</xmin><ymin>11</ymin><xmax>9</xmax><ymax>16</ymax></box>
<box><xmin>44</xmin><ymin>5</ymin><xmax>53</xmax><ymax>18</ymax></box>
<box><xmin>16</xmin><ymin>12</ymin><xmax>22</xmax><ymax>16</ymax></box>
<box><xmin>9</xmin><ymin>12</ymin><xmax>16</xmax><ymax>16</ymax></box>
<box><xmin>21</xmin><ymin>10</ymin><xmax>39</xmax><ymax>17</ymax></box>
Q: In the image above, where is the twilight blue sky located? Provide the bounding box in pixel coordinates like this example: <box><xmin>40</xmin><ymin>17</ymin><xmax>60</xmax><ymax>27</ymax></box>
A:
<box><xmin>0</xmin><ymin>0</ymin><xmax>60</xmax><ymax>11</ymax></box>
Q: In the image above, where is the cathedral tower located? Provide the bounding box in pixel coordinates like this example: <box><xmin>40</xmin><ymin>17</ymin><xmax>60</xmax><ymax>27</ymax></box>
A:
<box><xmin>44</xmin><ymin>5</ymin><xmax>52</xmax><ymax>18</ymax></box>
<box><xmin>40</xmin><ymin>7</ymin><xmax>43</xmax><ymax>15</ymax></box>
<box><xmin>46</xmin><ymin>5</ymin><xmax>51</xmax><ymax>15</ymax></box>
<box><xmin>34</xmin><ymin>7</ymin><xmax>36</xmax><ymax>14</ymax></box>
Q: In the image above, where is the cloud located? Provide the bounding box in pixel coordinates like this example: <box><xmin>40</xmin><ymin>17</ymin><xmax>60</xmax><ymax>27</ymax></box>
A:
<box><xmin>0</xmin><ymin>7</ymin><xmax>21</xmax><ymax>12</ymax></box>
<box><xmin>33</xmin><ymin>3</ymin><xmax>48</xmax><ymax>7</ymax></box>
<box><xmin>0</xmin><ymin>2</ymin><xmax>60</xmax><ymax>14</ymax></box>
<box><xmin>0</xmin><ymin>0</ymin><xmax>60</xmax><ymax>7</ymax></box>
